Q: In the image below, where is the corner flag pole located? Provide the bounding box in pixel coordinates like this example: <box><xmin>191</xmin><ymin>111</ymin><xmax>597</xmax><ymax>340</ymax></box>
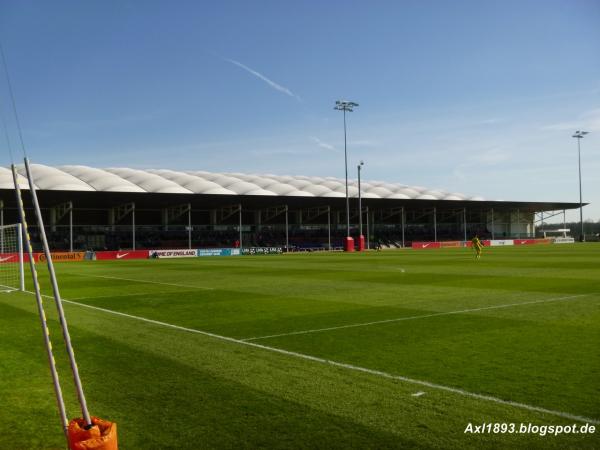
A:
<box><xmin>24</xmin><ymin>158</ymin><xmax>92</xmax><ymax>427</ymax></box>
<box><xmin>11</xmin><ymin>164</ymin><xmax>69</xmax><ymax>436</ymax></box>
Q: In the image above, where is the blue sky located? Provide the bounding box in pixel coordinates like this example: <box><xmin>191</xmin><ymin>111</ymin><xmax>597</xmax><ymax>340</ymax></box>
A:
<box><xmin>1</xmin><ymin>0</ymin><xmax>599</xmax><ymax>221</ymax></box>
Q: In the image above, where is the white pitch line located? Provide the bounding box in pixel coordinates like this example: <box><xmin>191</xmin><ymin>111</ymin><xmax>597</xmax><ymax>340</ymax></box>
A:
<box><xmin>67</xmin><ymin>273</ymin><xmax>215</xmax><ymax>291</ymax></box>
<box><xmin>69</xmin><ymin>290</ymin><xmax>189</xmax><ymax>301</ymax></box>
<box><xmin>41</xmin><ymin>294</ymin><xmax>598</xmax><ymax>425</ymax></box>
<box><xmin>242</xmin><ymin>294</ymin><xmax>591</xmax><ymax>341</ymax></box>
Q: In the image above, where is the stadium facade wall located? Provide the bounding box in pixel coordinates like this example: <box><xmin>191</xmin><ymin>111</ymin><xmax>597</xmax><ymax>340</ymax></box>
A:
<box><xmin>0</xmin><ymin>189</ymin><xmax>579</xmax><ymax>252</ymax></box>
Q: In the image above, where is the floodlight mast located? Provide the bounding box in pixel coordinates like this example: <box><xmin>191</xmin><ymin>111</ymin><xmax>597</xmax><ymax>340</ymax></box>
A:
<box><xmin>334</xmin><ymin>100</ymin><xmax>359</xmax><ymax>249</ymax></box>
<box><xmin>358</xmin><ymin>160</ymin><xmax>364</xmax><ymax>239</ymax></box>
<box><xmin>572</xmin><ymin>130</ymin><xmax>588</xmax><ymax>242</ymax></box>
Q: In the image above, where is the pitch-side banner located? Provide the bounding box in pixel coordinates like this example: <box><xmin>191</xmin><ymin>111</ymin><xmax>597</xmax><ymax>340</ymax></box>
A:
<box><xmin>553</xmin><ymin>237</ymin><xmax>576</xmax><ymax>244</ymax></box>
<box><xmin>150</xmin><ymin>249</ymin><xmax>197</xmax><ymax>258</ymax></box>
<box><xmin>95</xmin><ymin>250</ymin><xmax>150</xmax><ymax>260</ymax></box>
<box><xmin>241</xmin><ymin>247</ymin><xmax>283</xmax><ymax>255</ymax></box>
<box><xmin>514</xmin><ymin>239</ymin><xmax>553</xmax><ymax>245</ymax></box>
<box><xmin>440</xmin><ymin>241</ymin><xmax>461</xmax><ymax>248</ymax></box>
<box><xmin>197</xmin><ymin>248</ymin><xmax>241</xmax><ymax>257</ymax></box>
<box><xmin>38</xmin><ymin>252</ymin><xmax>86</xmax><ymax>262</ymax></box>
<box><xmin>411</xmin><ymin>242</ymin><xmax>442</xmax><ymax>249</ymax></box>
<box><xmin>487</xmin><ymin>239</ymin><xmax>514</xmax><ymax>247</ymax></box>
<box><xmin>0</xmin><ymin>252</ymin><xmax>30</xmax><ymax>263</ymax></box>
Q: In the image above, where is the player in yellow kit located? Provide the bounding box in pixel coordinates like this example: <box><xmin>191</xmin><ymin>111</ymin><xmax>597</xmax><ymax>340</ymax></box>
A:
<box><xmin>471</xmin><ymin>235</ymin><xmax>483</xmax><ymax>259</ymax></box>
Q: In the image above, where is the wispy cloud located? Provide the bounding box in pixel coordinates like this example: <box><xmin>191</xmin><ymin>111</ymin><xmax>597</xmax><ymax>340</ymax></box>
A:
<box><xmin>451</xmin><ymin>147</ymin><xmax>511</xmax><ymax>183</ymax></box>
<box><xmin>541</xmin><ymin>107</ymin><xmax>600</xmax><ymax>132</ymax></box>
<box><xmin>311</xmin><ymin>136</ymin><xmax>337</xmax><ymax>152</ymax></box>
<box><xmin>223</xmin><ymin>58</ymin><xmax>301</xmax><ymax>101</ymax></box>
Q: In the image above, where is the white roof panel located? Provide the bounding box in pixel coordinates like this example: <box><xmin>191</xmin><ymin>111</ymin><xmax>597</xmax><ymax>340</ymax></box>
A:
<box><xmin>0</xmin><ymin>163</ymin><xmax>482</xmax><ymax>200</ymax></box>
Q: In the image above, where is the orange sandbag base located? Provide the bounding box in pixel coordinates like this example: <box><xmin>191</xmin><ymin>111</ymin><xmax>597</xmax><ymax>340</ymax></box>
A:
<box><xmin>68</xmin><ymin>417</ymin><xmax>118</xmax><ymax>450</ymax></box>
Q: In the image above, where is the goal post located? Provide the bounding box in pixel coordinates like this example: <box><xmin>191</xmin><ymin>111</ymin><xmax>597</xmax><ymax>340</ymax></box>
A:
<box><xmin>0</xmin><ymin>223</ymin><xmax>25</xmax><ymax>291</ymax></box>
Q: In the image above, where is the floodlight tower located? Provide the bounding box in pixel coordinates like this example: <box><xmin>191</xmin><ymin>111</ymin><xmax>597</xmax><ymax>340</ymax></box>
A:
<box><xmin>357</xmin><ymin>160</ymin><xmax>365</xmax><ymax>251</ymax></box>
<box><xmin>572</xmin><ymin>130</ymin><xmax>588</xmax><ymax>242</ymax></box>
<box><xmin>334</xmin><ymin>100</ymin><xmax>359</xmax><ymax>252</ymax></box>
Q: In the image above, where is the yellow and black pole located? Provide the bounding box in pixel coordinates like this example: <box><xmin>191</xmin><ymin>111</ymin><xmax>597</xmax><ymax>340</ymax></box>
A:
<box><xmin>24</xmin><ymin>158</ymin><xmax>92</xmax><ymax>427</ymax></box>
<box><xmin>11</xmin><ymin>164</ymin><xmax>69</xmax><ymax>436</ymax></box>
<box><xmin>22</xmin><ymin>160</ymin><xmax>118</xmax><ymax>449</ymax></box>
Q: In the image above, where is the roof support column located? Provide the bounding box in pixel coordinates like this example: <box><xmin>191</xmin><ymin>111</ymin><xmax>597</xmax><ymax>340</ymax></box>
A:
<box><xmin>463</xmin><ymin>208</ymin><xmax>467</xmax><ymax>242</ymax></box>
<box><xmin>69</xmin><ymin>205</ymin><xmax>73</xmax><ymax>252</ymax></box>
<box><xmin>162</xmin><ymin>209</ymin><xmax>169</xmax><ymax>231</ymax></box>
<box><xmin>239</xmin><ymin>204</ymin><xmax>242</xmax><ymax>250</ymax></box>
<box><xmin>433</xmin><ymin>207</ymin><xmax>437</xmax><ymax>242</ymax></box>
<box><xmin>327</xmin><ymin>206</ymin><xmax>331</xmax><ymax>251</ymax></box>
<box><xmin>366</xmin><ymin>206</ymin><xmax>370</xmax><ymax>250</ymax></box>
<box><xmin>401</xmin><ymin>207</ymin><xmax>405</xmax><ymax>248</ymax></box>
<box><xmin>255</xmin><ymin>210</ymin><xmax>262</xmax><ymax>232</ymax></box>
<box><xmin>285</xmin><ymin>205</ymin><xmax>289</xmax><ymax>252</ymax></box>
<box><xmin>188</xmin><ymin>205</ymin><xmax>192</xmax><ymax>250</ymax></box>
<box><xmin>0</xmin><ymin>200</ymin><xmax>3</xmax><ymax>252</ymax></box>
<box><xmin>491</xmin><ymin>208</ymin><xmax>495</xmax><ymax>240</ymax></box>
<box><xmin>132</xmin><ymin>203</ymin><xmax>136</xmax><ymax>251</ymax></box>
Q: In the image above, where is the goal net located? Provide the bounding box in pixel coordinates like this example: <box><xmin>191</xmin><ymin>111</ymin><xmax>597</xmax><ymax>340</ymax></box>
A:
<box><xmin>0</xmin><ymin>223</ymin><xmax>25</xmax><ymax>291</ymax></box>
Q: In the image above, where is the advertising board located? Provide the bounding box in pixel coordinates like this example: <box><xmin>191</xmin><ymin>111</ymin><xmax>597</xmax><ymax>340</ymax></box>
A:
<box><xmin>411</xmin><ymin>242</ymin><xmax>442</xmax><ymax>249</ymax></box>
<box><xmin>241</xmin><ymin>247</ymin><xmax>283</xmax><ymax>255</ymax></box>
<box><xmin>150</xmin><ymin>249</ymin><xmax>197</xmax><ymax>258</ymax></box>
<box><xmin>94</xmin><ymin>250</ymin><xmax>150</xmax><ymax>260</ymax></box>
<box><xmin>197</xmin><ymin>248</ymin><xmax>241</xmax><ymax>257</ymax></box>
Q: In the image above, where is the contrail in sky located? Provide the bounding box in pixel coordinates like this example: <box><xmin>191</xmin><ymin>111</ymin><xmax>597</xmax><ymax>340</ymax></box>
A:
<box><xmin>223</xmin><ymin>57</ymin><xmax>301</xmax><ymax>102</ymax></box>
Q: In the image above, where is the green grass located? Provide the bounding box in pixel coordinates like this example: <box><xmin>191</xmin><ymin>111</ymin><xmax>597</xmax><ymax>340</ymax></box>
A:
<box><xmin>1</xmin><ymin>244</ymin><xmax>599</xmax><ymax>449</ymax></box>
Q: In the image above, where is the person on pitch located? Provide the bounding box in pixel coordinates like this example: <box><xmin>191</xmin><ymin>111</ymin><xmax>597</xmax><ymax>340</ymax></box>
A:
<box><xmin>471</xmin><ymin>235</ymin><xmax>483</xmax><ymax>259</ymax></box>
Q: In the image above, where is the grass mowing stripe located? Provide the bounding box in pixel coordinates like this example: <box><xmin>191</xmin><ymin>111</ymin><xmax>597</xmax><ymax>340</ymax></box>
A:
<box><xmin>69</xmin><ymin>291</ymin><xmax>190</xmax><ymax>301</ymax></box>
<box><xmin>38</xmin><ymin>292</ymin><xmax>599</xmax><ymax>426</ymax></box>
<box><xmin>69</xmin><ymin>273</ymin><xmax>215</xmax><ymax>290</ymax></box>
<box><xmin>242</xmin><ymin>293</ymin><xmax>593</xmax><ymax>341</ymax></box>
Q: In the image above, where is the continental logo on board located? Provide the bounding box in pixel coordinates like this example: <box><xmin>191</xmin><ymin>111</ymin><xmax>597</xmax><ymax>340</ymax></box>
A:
<box><xmin>38</xmin><ymin>252</ymin><xmax>86</xmax><ymax>263</ymax></box>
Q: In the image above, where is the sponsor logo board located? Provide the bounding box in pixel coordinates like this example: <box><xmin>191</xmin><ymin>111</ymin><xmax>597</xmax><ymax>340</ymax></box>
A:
<box><xmin>489</xmin><ymin>239</ymin><xmax>514</xmax><ymax>246</ymax></box>
<box><xmin>241</xmin><ymin>247</ymin><xmax>283</xmax><ymax>255</ymax></box>
<box><xmin>38</xmin><ymin>252</ymin><xmax>85</xmax><ymax>262</ymax></box>
<box><xmin>412</xmin><ymin>242</ymin><xmax>442</xmax><ymax>249</ymax></box>
<box><xmin>553</xmin><ymin>237</ymin><xmax>575</xmax><ymax>244</ymax></box>
<box><xmin>150</xmin><ymin>249</ymin><xmax>197</xmax><ymax>258</ymax></box>
<box><xmin>95</xmin><ymin>250</ymin><xmax>150</xmax><ymax>260</ymax></box>
<box><xmin>197</xmin><ymin>248</ymin><xmax>241</xmax><ymax>257</ymax></box>
<box><xmin>440</xmin><ymin>241</ymin><xmax>461</xmax><ymax>248</ymax></box>
<box><xmin>514</xmin><ymin>239</ymin><xmax>553</xmax><ymax>245</ymax></box>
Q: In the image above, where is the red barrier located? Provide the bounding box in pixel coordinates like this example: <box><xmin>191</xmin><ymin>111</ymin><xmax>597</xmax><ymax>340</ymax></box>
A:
<box><xmin>344</xmin><ymin>237</ymin><xmax>355</xmax><ymax>252</ymax></box>
<box><xmin>514</xmin><ymin>239</ymin><xmax>536</xmax><ymax>245</ymax></box>
<box><xmin>0</xmin><ymin>252</ymin><xmax>85</xmax><ymax>263</ymax></box>
<box><xmin>440</xmin><ymin>241</ymin><xmax>461</xmax><ymax>248</ymax></box>
<box><xmin>412</xmin><ymin>242</ymin><xmax>442</xmax><ymax>249</ymax></box>
<box><xmin>514</xmin><ymin>239</ymin><xmax>552</xmax><ymax>245</ymax></box>
<box><xmin>357</xmin><ymin>235</ymin><xmax>365</xmax><ymax>251</ymax></box>
<box><xmin>0</xmin><ymin>252</ymin><xmax>29</xmax><ymax>263</ymax></box>
<box><xmin>95</xmin><ymin>250</ymin><xmax>149</xmax><ymax>260</ymax></box>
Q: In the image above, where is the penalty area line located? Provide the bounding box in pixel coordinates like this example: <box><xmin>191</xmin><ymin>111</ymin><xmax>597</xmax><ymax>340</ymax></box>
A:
<box><xmin>66</xmin><ymin>273</ymin><xmax>215</xmax><ymax>291</ymax></box>
<box><xmin>44</xmin><ymin>293</ymin><xmax>598</xmax><ymax>425</ymax></box>
<box><xmin>68</xmin><ymin>290</ymin><xmax>196</xmax><ymax>301</ymax></box>
<box><xmin>242</xmin><ymin>293</ymin><xmax>592</xmax><ymax>341</ymax></box>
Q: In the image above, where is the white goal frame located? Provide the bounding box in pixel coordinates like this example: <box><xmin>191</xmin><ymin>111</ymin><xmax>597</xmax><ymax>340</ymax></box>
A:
<box><xmin>0</xmin><ymin>223</ymin><xmax>25</xmax><ymax>291</ymax></box>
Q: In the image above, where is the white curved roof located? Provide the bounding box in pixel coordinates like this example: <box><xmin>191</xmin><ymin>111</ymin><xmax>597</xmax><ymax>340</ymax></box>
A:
<box><xmin>0</xmin><ymin>164</ymin><xmax>484</xmax><ymax>201</ymax></box>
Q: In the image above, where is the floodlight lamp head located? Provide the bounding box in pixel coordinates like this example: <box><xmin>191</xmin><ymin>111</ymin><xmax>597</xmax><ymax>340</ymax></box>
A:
<box><xmin>573</xmin><ymin>130</ymin><xmax>589</xmax><ymax>138</ymax></box>
<box><xmin>334</xmin><ymin>100</ymin><xmax>359</xmax><ymax>112</ymax></box>
<box><xmin>360</xmin><ymin>160</ymin><xmax>364</xmax><ymax>166</ymax></box>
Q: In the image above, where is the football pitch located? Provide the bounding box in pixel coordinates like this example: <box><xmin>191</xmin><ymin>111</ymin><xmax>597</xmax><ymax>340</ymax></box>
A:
<box><xmin>1</xmin><ymin>244</ymin><xmax>599</xmax><ymax>449</ymax></box>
